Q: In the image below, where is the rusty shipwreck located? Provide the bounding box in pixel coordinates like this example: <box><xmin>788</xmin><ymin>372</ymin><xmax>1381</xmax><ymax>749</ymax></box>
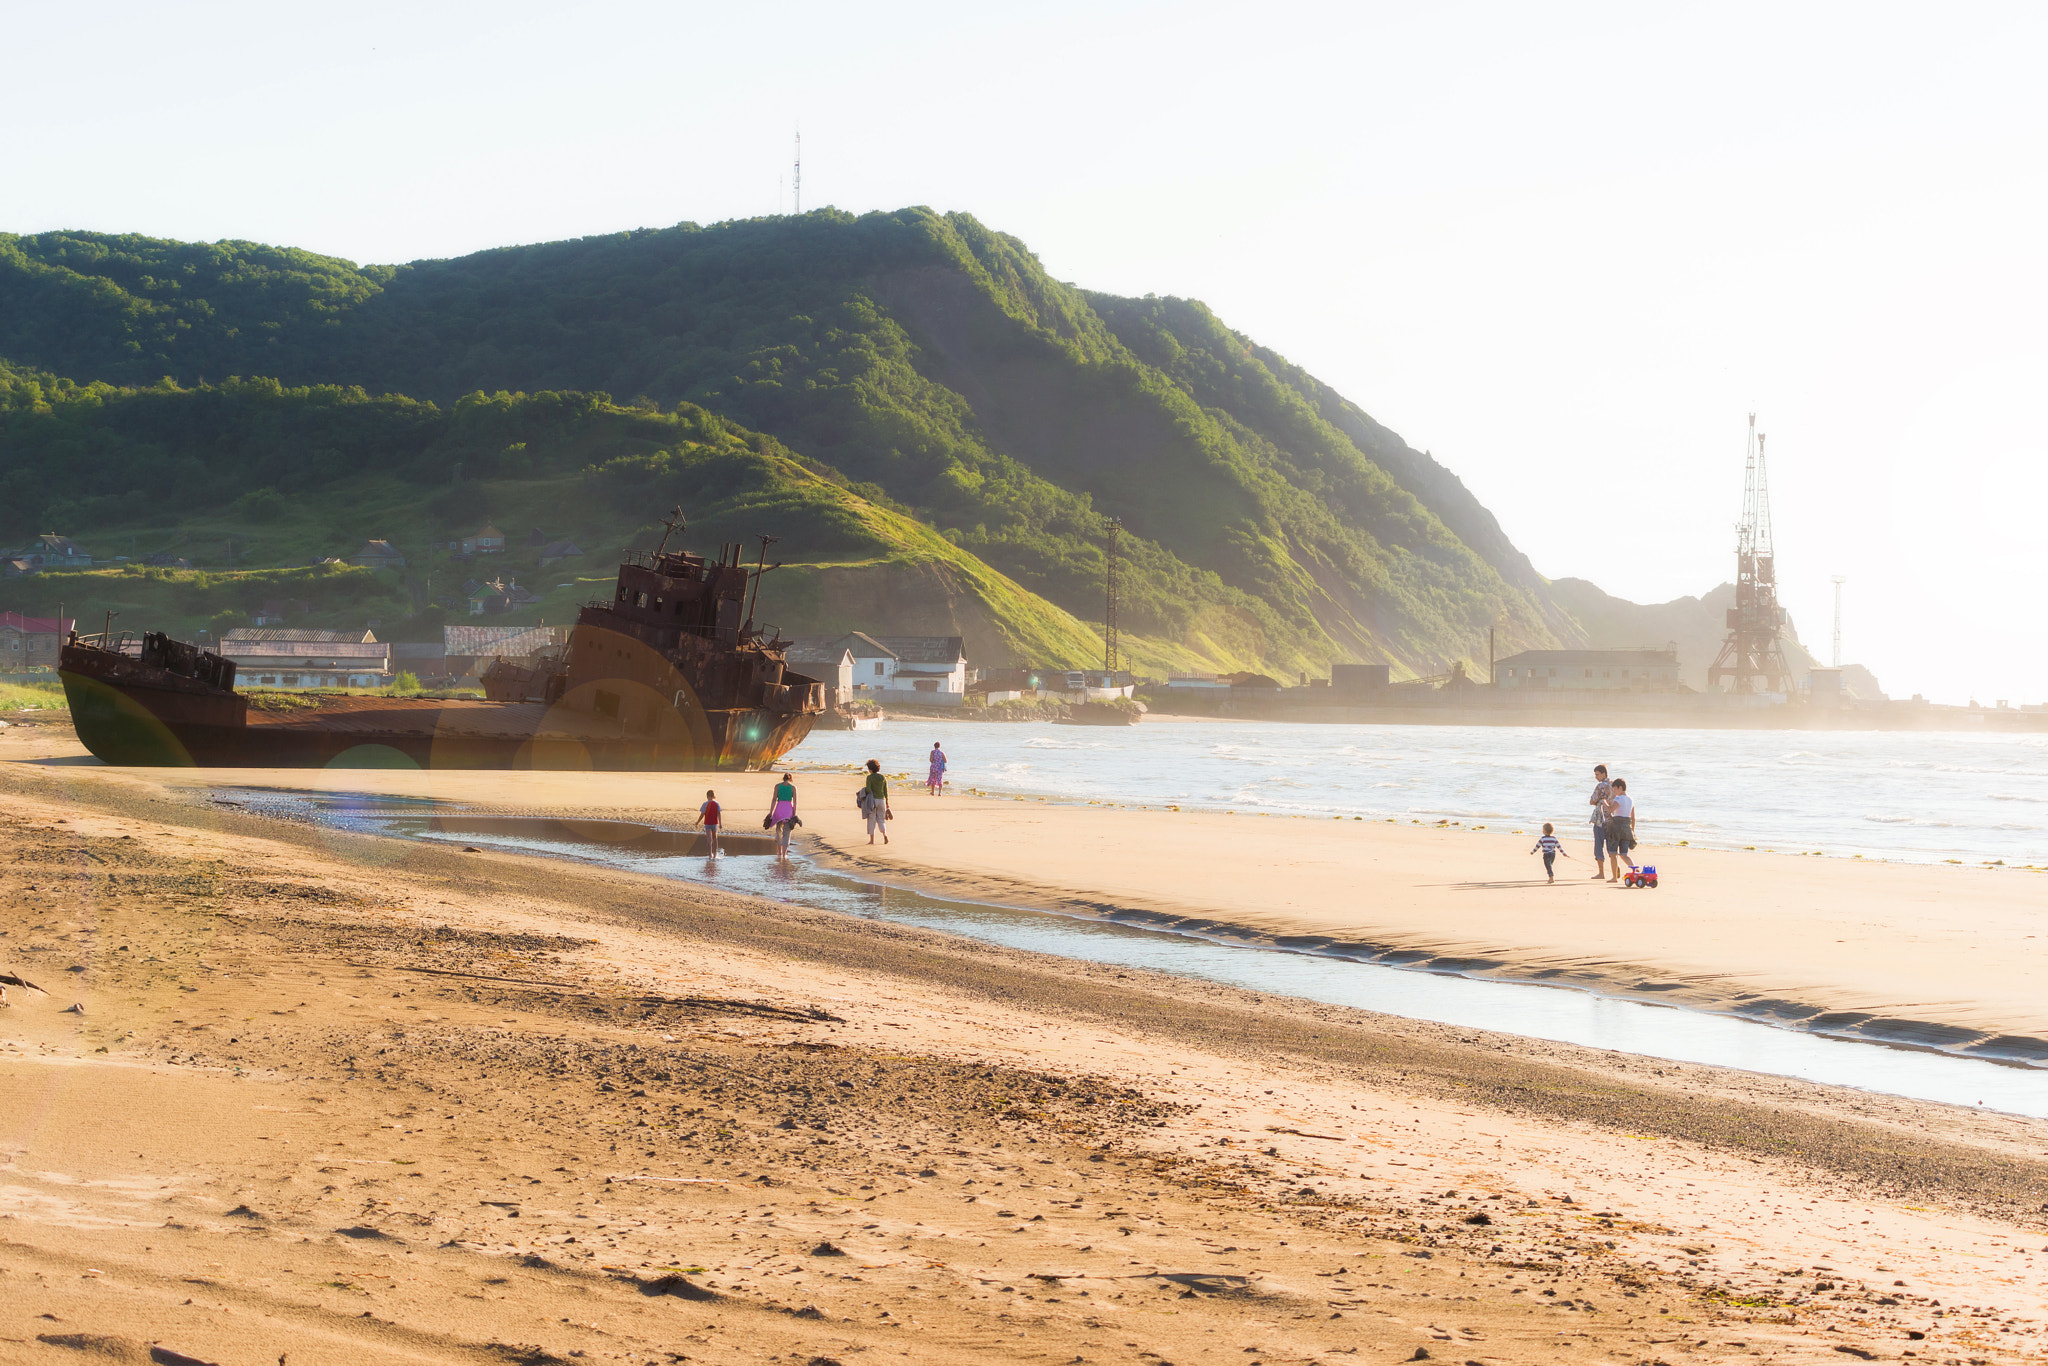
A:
<box><xmin>58</xmin><ymin>527</ymin><xmax>823</xmax><ymax>770</ymax></box>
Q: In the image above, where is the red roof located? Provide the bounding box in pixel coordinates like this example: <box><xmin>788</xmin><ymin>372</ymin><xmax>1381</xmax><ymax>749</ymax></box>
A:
<box><xmin>0</xmin><ymin>611</ymin><xmax>74</xmax><ymax>634</ymax></box>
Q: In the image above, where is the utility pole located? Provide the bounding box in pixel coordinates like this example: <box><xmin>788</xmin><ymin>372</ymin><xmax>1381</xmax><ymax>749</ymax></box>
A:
<box><xmin>1831</xmin><ymin>575</ymin><xmax>1847</xmax><ymax>668</ymax></box>
<box><xmin>792</xmin><ymin>129</ymin><xmax>802</xmax><ymax>215</ymax></box>
<box><xmin>1103</xmin><ymin>516</ymin><xmax>1122</xmax><ymax>674</ymax></box>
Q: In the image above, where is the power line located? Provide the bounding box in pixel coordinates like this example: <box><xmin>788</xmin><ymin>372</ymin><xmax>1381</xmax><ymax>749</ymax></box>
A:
<box><xmin>1103</xmin><ymin>515</ymin><xmax>1121</xmax><ymax>674</ymax></box>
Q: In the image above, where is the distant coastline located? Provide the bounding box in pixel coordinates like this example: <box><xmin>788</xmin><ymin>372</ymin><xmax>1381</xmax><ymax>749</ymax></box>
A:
<box><xmin>1138</xmin><ymin>693</ymin><xmax>2045</xmax><ymax>732</ymax></box>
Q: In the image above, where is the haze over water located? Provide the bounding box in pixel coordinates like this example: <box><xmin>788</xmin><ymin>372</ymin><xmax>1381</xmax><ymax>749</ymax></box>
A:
<box><xmin>792</xmin><ymin>720</ymin><xmax>2048</xmax><ymax>869</ymax></box>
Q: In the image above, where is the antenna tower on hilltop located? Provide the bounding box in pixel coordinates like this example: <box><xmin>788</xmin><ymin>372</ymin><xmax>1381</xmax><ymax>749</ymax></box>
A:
<box><xmin>1707</xmin><ymin>415</ymin><xmax>1792</xmax><ymax>695</ymax></box>
<box><xmin>792</xmin><ymin>129</ymin><xmax>801</xmax><ymax>215</ymax></box>
<box><xmin>1831</xmin><ymin>575</ymin><xmax>1846</xmax><ymax>668</ymax></box>
<box><xmin>1103</xmin><ymin>515</ymin><xmax>1122</xmax><ymax>674</ymax></box>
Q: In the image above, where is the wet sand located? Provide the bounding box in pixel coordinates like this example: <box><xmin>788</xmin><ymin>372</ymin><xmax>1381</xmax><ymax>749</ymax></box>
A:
<box><xmin>793</xmin><ymin>778</ymin><xmax>2048</xmax><ymax>1061</ymax></box>
<box><xmin>84</xmin><ymin>733</ymin><xmax>2046</xmax><ymax>1060</ymax></box>
<box><xmin>4</xmin><ymin>719</ymin><xmax>2047</xmax><ymax>1362</ymax></box>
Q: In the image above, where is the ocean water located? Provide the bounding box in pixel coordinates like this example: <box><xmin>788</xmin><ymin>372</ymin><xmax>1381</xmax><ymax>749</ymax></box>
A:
<box><xmin>788</xmin><ymin>719</ymin><xmax>2048</xmax><ymax>867</ymax></box>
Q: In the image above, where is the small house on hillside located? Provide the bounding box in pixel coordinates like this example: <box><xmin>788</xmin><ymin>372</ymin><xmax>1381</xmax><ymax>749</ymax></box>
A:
<box><xmin>351</xmin><ymin>539</ymin><xmax>407</xmax><ymax>570</ymax></box>
<box><xmin>466</xmin><ymin>577</ymin><xmax>542</xmax><ymax>615</ymax></box>
<box><xmin>35</xmin><ymin>535</ymin><xmax>90</xmax><ymax>568</ymax></box>
<box><xmin>538</xmin><ymin>540</ymin><xmax>585</xmax><ymax>568</ymax></box>
<box><xmin>459</xmin><ymin>524</ymin><xmax>506</xmax><ymax>556</ymax></box>
<box><xmin>253</xmin><ymin>598</ymin><xmax>312</xmax><ymax>626</ymax></box>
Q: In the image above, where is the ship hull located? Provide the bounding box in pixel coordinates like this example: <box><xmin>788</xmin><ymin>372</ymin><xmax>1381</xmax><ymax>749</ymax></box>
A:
<box><xmin>61</xmin><ymin>651</ymin><xmax>814</xmax><ymax>772</ymax></box>
<box><xmin>1059</xmin><ymin>701</ymin><xmax>1144</xmax><ymax>727</ymax></box>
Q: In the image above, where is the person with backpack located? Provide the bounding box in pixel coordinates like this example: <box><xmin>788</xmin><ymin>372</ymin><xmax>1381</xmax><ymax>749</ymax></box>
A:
<box><xmin>694</xmin><ymin>789</ymin><xmax>722</xmax><ymax>859</ymax></box>
<box><xmin>860</xmin><ymin>758</ymin><xmax>891</xmax><ymax>845</ymax></box>
<box><xmin>1604</xmin><ymin>778</ymin><xmax>1639</xmax><ymax>882</ymax></box>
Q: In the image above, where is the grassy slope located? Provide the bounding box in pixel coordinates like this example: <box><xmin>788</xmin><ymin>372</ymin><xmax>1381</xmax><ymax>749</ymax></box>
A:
<box><xmin>0</xmin><ymin>214</ymin><xmax>1570</xmax><ymax>677</ymax></box>
<box><xmin>0</xmin><ymin>370</ymin><xmax>1108</xmax><ymax>666</ymax></box>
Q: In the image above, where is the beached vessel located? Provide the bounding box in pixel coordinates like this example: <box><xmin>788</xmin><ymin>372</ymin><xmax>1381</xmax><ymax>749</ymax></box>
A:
<box><xmin>1059</xmin><ymin>700</ymin><xmax>1145</xmax><ymax>726</ymax></box>
<box><xmin>816</xmin><ymin>701</ymin><xmax>884</xmax><ymax>731</ymax></box>
<box><xmin>58</xmin><ymin>525</ymin><xmax>823</xmax><ymax>770</ymax></box>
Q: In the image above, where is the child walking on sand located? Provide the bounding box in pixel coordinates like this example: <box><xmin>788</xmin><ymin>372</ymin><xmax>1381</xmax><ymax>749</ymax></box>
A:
<box><xmin>694</xmin><ymin>789</ymin><xmax>722</xmax><ymax>859</ymax></box>
<box><xmin>1530</xmin><ymin>822</ymin><xmax>1570</xmax><ymax>882</ymax></box>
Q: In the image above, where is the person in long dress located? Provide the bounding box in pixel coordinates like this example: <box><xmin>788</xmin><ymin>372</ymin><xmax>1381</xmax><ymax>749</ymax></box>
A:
<box><xmin>927</xmin><ymin>742</ymin><xmax>947</xmax><ymax>795</ymax></box>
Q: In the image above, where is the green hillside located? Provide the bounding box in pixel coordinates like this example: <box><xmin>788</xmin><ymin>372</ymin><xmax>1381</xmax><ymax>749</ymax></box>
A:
<box><xmin>0</xmin><ymin>371</ymin><xmax>1104</xmax><ymax>667</ymax></box>
<box><xmin>0</xmin><ymin>211</ymin><xmax>1581</xmax><ymax>675</ymax></box>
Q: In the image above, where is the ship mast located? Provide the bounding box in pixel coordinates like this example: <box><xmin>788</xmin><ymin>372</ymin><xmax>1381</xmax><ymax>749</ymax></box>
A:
<box><xmin>653</xmin><ymin>506</ymin><xmax>684</xmax><ymax>558</ymax></box>
<box><xmin>743</xmin><ymin>533</ymin><xmax>781</xmax><ymax>636</ymax></box>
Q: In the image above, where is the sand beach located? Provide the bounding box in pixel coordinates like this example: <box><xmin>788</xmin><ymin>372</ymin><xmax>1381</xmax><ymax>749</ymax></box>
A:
<box><xmin>3</xmin><ymin>715</ymin><xmax>2046</xmax><ymax>1363</ymax></box>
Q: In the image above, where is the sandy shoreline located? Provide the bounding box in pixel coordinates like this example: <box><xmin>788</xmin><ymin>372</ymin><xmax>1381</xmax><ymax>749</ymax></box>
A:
<box><xmin>799</xmin><ymin>790</ymin><xmax>2048</xmax><ymax>1065</ymax></box>
<box><xmin>48</xmin><ymin>712</ymin><xmax>2042</xmax><ymax>1066</ymax></box>
<box><xmin>4</xmin><ymin>720</ymin><xmax>2048</xmax><ymax>1361</ymax></box>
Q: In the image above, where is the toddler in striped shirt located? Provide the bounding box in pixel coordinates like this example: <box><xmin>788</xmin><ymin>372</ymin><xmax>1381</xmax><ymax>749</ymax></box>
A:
<box><xmin>1530</xmin><ymin>823</ymin><xmax>1570</xmax><ymax>883</ymax></box>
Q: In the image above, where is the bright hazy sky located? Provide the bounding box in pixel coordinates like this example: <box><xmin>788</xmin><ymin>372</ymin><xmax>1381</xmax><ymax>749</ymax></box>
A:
<box><xmin>8</xmin><ymin>1</ymin><xmax>2044</xmax><ymax>703</ymax></box>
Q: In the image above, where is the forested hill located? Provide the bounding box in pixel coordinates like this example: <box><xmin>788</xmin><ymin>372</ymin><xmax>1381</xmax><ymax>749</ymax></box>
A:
<box><xmin>0</xmin><ymin>210</ymin><xmax>1581</xmax><ymax>675</ymax></box>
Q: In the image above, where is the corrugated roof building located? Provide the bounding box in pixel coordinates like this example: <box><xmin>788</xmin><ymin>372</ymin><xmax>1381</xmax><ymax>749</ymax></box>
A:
<box><xmin>1496</xmin><ymin>648</ymin><xmax>1681</xmax><ymax>692</ymax></box>
<box><xmin>221</xmin><ymin>628</ymin><xmax>379</xmax><ymax>644</ymax></box>
<box><xmin>443</xmin><ymin>624</ymin><xmax>569</xmax><ymax>657</ymax></box>
<box><xmin>218</xmin><ymin>635</ymin><xmax>392</xmax><ymax>689</ymax></box>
